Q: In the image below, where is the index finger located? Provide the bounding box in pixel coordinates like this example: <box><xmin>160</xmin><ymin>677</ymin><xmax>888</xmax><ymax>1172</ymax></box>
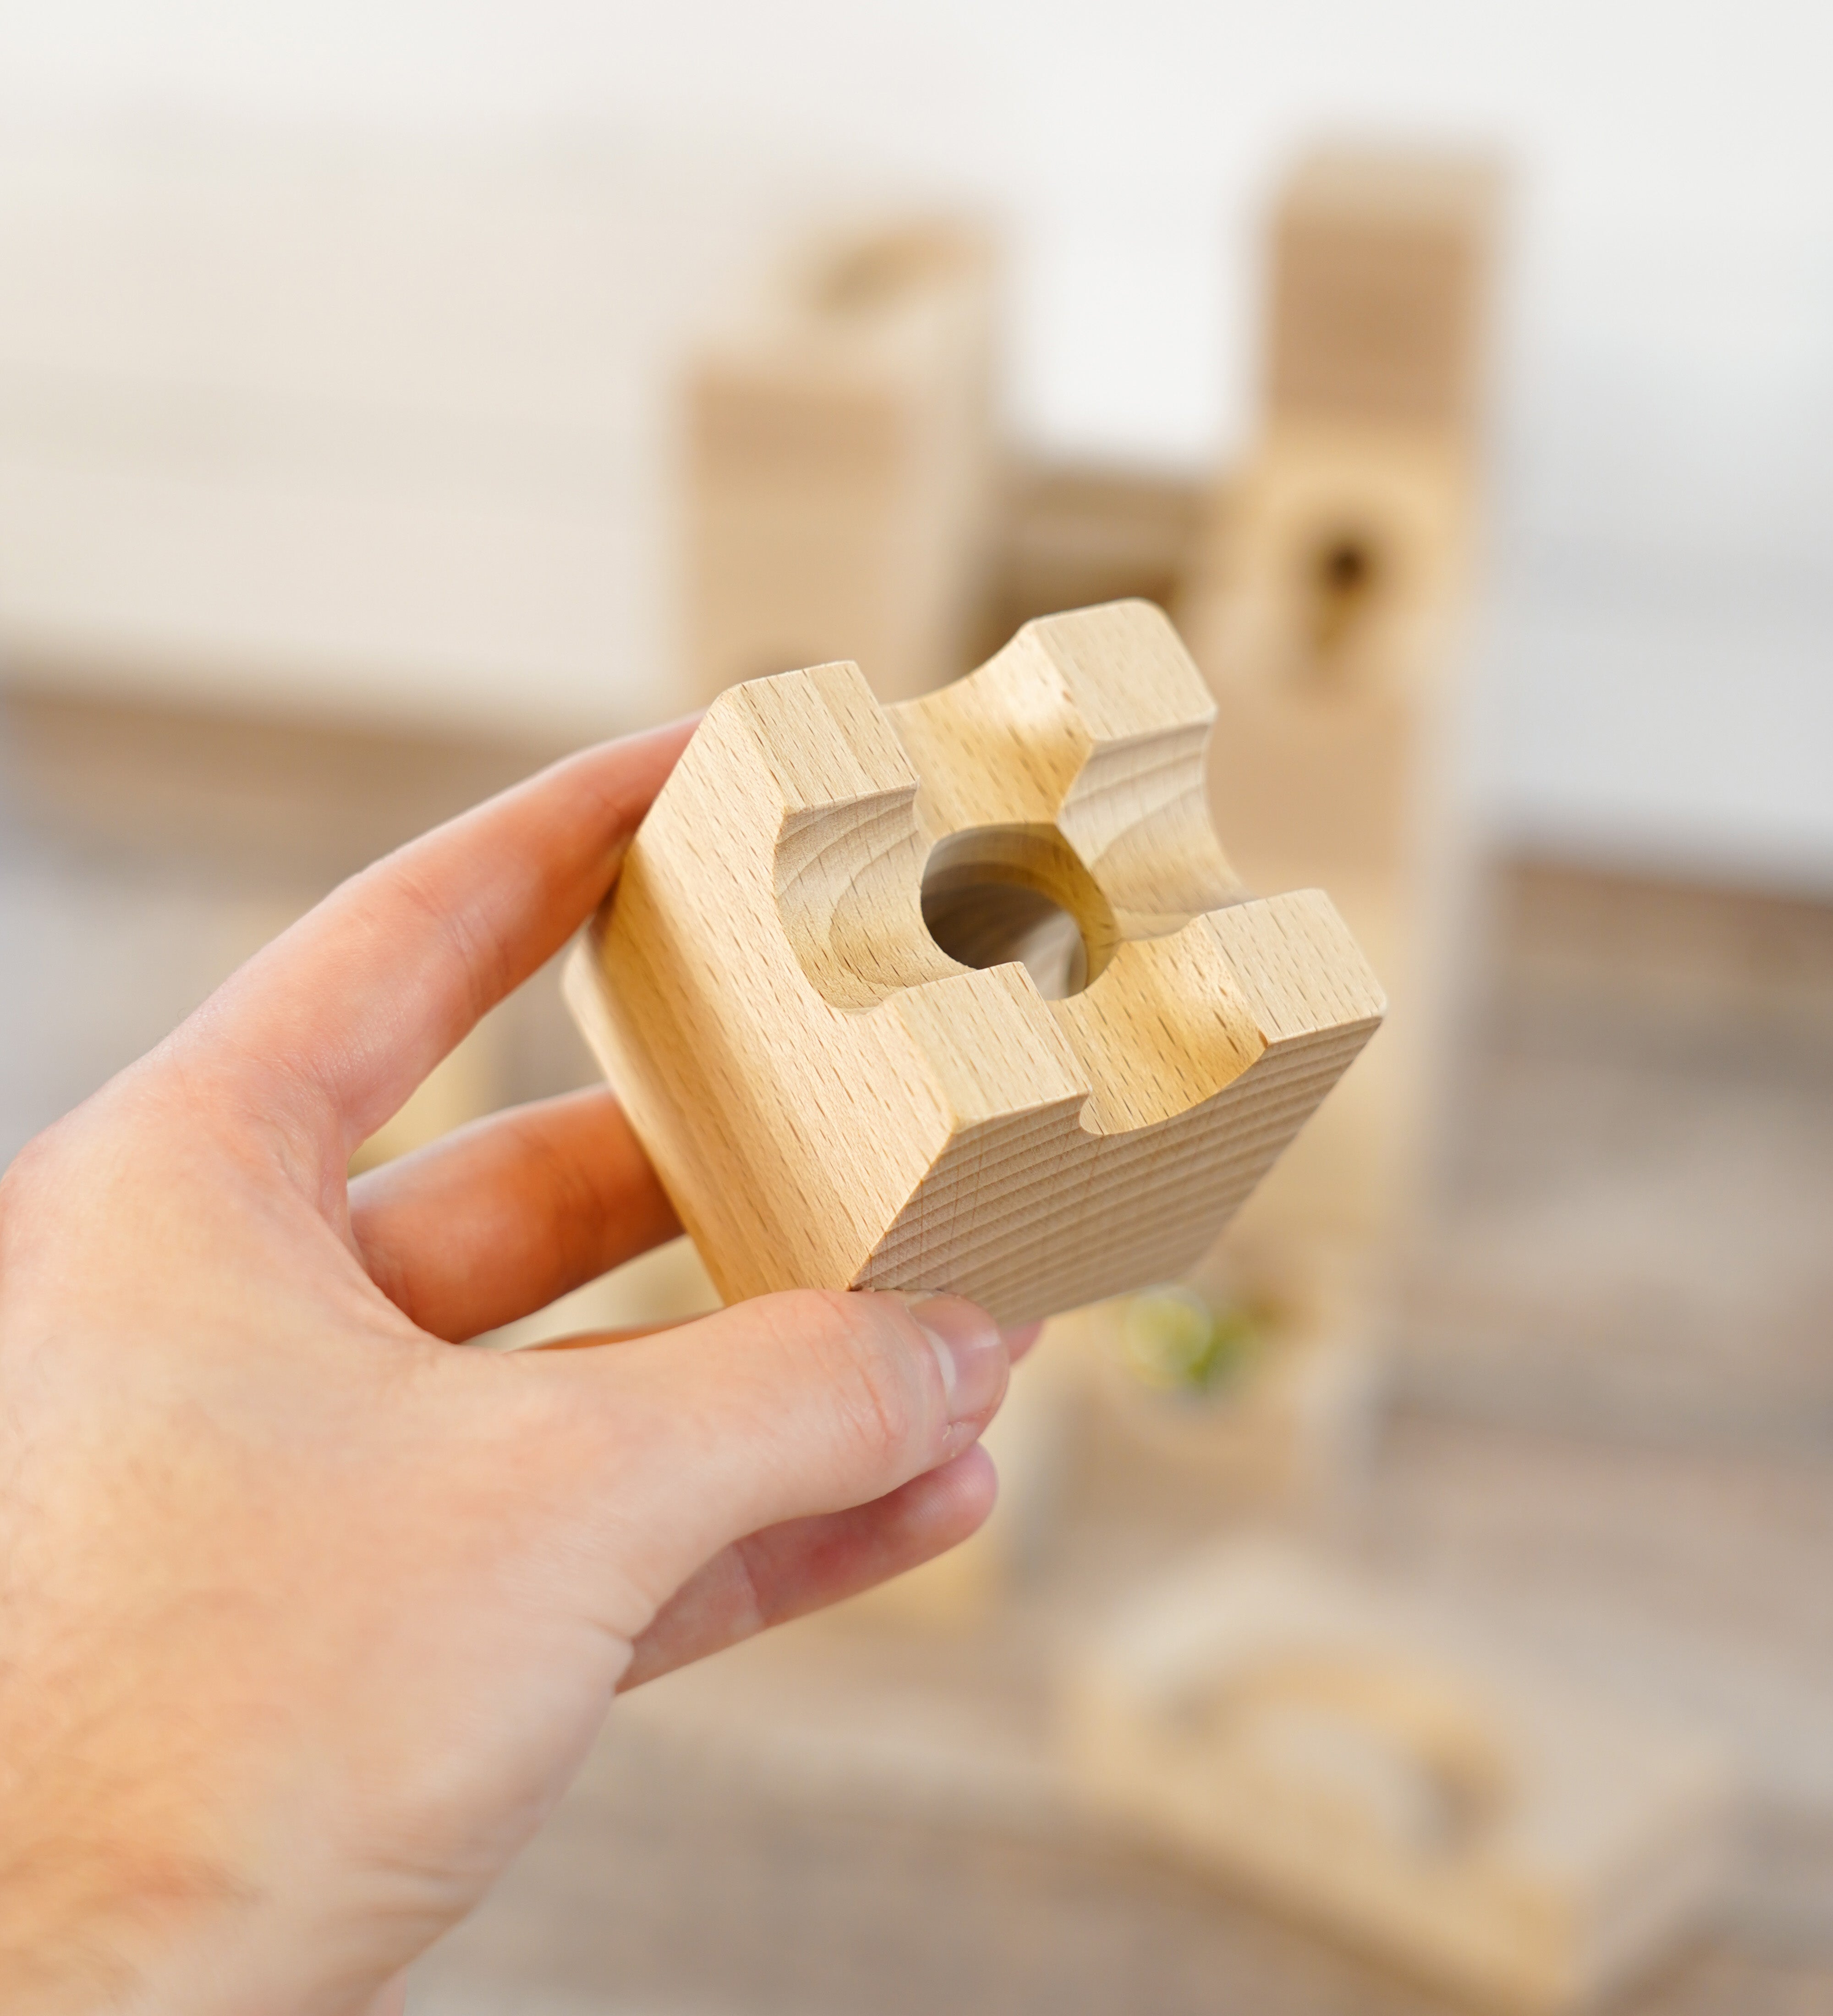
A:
<box><xmin>181</xmin><ymin>718</ymin><xmax>695</xmax><ymax>1159</ymax></box>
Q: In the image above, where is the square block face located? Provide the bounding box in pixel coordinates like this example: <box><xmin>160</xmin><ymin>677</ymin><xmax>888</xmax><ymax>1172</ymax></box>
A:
<box><xmin>568</xmin><ymin>602</ymin><xmax>1387</xmax><ymax>1329</ymax></box>
<box><xmin>1266</xmin><ymin>149</ymin><xmax>1502</xmax><ymax>437</ymax></box>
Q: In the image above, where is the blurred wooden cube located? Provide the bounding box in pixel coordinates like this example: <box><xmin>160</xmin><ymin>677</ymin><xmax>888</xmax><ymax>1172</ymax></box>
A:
<box><xmin>1267</xmin><ymin>145</ymin><xmax>1503</xmax><ymax>439</ymax></box>
<box><xmin>1198</xmin><ymin>419</ymin><xmax>1471</xmax><ymax>712</ymax></box>
<box><xmin>683</xmin><ymin>218</ymin><xmax>1000</xmax><ymax>707</ymax></box>
<box><xmin>981</xmin><ymin>460</ymin><xmax>1211</xmax><ymax>652</ymax></box>
<box><xmin>1073</xmin><ymin>1248</ymin><xmax>1379</xmax><ymax>1524</ymax></box>
<box><xmin>1063</xmin><ymin>1539</ymin><xmax>1730</xmax><ymax>2014</ymax></box>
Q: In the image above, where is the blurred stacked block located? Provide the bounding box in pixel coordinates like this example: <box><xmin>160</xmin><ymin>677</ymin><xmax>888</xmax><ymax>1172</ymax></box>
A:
<box><xmin>682</xmin><ymin>218</ymin><xmax>1001</xmax><ymax>706</ymax></box>
<box><xmin>1186</xmin><ymin>145</ymin><xmax>1504</xmax><ymax>1268</ymax></box>
<box><xmin>1065</xmin><ymin>1539</ymin><xmax>1729</xmax><ymax>2013</ymax></box>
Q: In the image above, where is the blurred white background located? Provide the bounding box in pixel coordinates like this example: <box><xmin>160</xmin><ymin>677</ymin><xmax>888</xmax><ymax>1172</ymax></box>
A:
<box><xmin>2</xmin><ymin>0</ymin><xmax>1830</xmax><ymax>881</ymax></box>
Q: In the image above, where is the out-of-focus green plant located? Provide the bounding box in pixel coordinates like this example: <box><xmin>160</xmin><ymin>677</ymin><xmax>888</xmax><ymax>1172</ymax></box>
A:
<box><xmin>1119</xmin><ymin>1284</ymin><xmax>1269</xmax><ymax>1399</ymax></box>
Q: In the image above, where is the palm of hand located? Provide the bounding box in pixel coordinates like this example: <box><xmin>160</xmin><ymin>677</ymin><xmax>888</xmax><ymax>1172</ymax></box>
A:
<box><xmin>0</xmin><ymin>724</ymin><xmax>1012</xmax><ymax>2016</ymax></box>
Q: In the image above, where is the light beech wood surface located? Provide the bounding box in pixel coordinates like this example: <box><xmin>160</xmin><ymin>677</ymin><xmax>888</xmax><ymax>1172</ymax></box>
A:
<box><xmin>568</xmin><ymin>601</ymin><xmax>1384</xmax><ymax>1326</ymax></box>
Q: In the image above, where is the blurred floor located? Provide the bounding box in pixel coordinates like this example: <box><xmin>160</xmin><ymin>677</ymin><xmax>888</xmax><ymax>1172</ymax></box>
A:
<box><xmin>0</xmin><ymin>683</ymin><xmax>581</xmax><ymax>1163</ymax></box>
<box><xmin>4</xmin><ymin>684</ymin><xmax>1832</xmax><ymax>2014</ymax></box>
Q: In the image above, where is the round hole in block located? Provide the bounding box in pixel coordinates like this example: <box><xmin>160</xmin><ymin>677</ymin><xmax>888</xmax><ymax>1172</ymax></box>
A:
<box><xmin>920</xmin><ymin>824</ymin><xmax>1118</xmax><ymax>1002</ymax></box>
<box><xmin>1302</xmin><ymin>526</ymin><xmax>1383</xmax><ymax>669</ymax></box>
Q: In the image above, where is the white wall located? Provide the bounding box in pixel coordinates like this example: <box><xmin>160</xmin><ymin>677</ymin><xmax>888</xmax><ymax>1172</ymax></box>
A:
<box><xmin>1</xmin><ymin>1</ymin><xmax>1830</xmax><ymax>883</ymax></box>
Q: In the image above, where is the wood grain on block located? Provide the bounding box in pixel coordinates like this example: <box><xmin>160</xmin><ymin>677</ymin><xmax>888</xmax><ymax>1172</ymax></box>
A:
<box><xmin>1062</xmin><ymin>1539</ymin><xmax>1730</xmax><ymax>2014</ymax></box>
<box><xmin>684</xmin><ymin>218</ymin><xmax>999</xmax><ymax>707</ymax></box>
<box><xmin>567</xmin><ymin>601</ymin><xmax>1384</xmax><ymax>1328</ymax></box>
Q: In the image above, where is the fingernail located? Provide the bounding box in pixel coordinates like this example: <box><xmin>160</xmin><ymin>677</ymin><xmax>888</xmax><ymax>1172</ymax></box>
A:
<box><xmin>906</xmin><ymin>1294</ymin><xmax>1008</xmax><ymax>1427</ymax></box>
<box><xmin>1004</xmin><ymin>1321</ymin><xmax>1045</xmax><ymax>1367</ymax></box>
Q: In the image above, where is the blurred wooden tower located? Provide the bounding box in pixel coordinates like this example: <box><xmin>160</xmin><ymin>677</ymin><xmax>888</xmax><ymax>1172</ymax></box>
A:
<box><xmin>682</xmin><ymin>218</ymin><xmax>1000</xmax><ymax>707</ymax></box>
<box><xmin>1187</xmin><ymin>145</ymin><xmax>1504</xmax><ymax>1264</ymax></box>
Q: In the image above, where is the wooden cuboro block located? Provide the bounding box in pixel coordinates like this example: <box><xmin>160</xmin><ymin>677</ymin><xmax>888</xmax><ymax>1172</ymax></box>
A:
<box><xmin>1062</xmin><ymin>1539</ymin><xmax>1729</xmax><ymax>2013</ymax></box>
<box><xmin>565</xmin><ymin>601</ymin><xmax>1386</xmax><ymax>1328</ymax></box>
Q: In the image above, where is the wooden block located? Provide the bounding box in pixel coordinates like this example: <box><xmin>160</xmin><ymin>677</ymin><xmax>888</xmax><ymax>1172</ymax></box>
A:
<box><xmin>1063</xmin><ymin>1539</ymin><xmax>1730</xmax><ymax>2013</ymax></box>
<box><xmin>684</xmin><ymin>218</ymin><xmax>999</xmax><ymax>707</ymax></box>
<box><xmin>1216</xmin><ymin>879</ymin><xmax>1439</xmax><ymax>1250</ymax></box>
<box><xmin>565</xmin><ymin>600</ymin><xmax>1385</xmax><ymax>1328</ymax></box>
<box><xmin>1185</xmin><ymin>426</ymin><xmax>1475</xmax><ymax>1252</ymax></box>
<box><xmin>981</xmin><ymin>460</ymin><xmax>1212</xmax><ymax>654</ymax></box>
<box><xmin>1267</xmin><ymin>146</ymin><xmax>1504</xmax><ymax>439</ymax></box>
<box><xmin>1194</xmin><ymin>418</ymin><xmax>1472</xmax><ymax>713</ymax></box>
<box><xmin>1080</xmin><ymin>1257</ymin><xmax>1378</xmax><ymax>1518</ymax></box>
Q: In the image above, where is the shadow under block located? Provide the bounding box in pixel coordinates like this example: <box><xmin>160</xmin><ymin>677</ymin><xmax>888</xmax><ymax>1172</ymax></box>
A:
<box><xmin>1063</xmin><ymin>1539</ymin><xmax>1730</xmax><ymax>2015</ymax></box>
<box><xmin>1267</xmin><ymin>145</ymin><xmax>1504</xmax><ymax>439</ymax></box>
<box><xmin>684</xmin><ymin>217</ymin><xmax>999</xmax><ymax>707</ymax></box>
<box><xmin>566</xmin><ymin>601</ymin><xmax>1385</xmax><ymax>1328</ymax></box>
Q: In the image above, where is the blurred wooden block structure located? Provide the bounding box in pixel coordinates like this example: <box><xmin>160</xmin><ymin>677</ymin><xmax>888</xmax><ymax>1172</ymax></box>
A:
<box><xmin>1267</xmin><ymin>148</ymin><xmax>1499</xmax><ymax>439</ymax></box>
<box><xmin>683</xmin><ymin>218</ymin><xmax>1001</xmax><ymax>707</ymax></box>
<box><xmin>1186</xmin><ymin>145</ymin><xmax>1504</xmax><ymax>1258</ymax></box>
<box><xmin>566</xmin><ymin>601</ymin><xmax>1384</xmax><ymax>1328</ymax></box>
<box><xmin>980</xmin><ymin>461</ymin><xmax>1212</xmax><ymax>651</ymax></box>
<box><xmin>1064</xmin><ymin>1539</ymin><xmax>1729</xmax><ymax>2014</ymax></box>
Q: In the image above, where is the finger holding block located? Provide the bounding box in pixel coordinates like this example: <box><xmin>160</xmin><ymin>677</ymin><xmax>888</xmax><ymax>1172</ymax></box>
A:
<box><xmin>565</xmin><ymin>601</ymin><xmax>1386</xmax><ymax>1326</ymax></box>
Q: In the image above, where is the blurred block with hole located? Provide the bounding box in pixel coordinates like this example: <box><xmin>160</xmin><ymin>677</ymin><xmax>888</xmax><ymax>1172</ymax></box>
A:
<box><xmin>1063</xmin><ymin>1538</ymin><xmax>1731</xmax><ymax>2015</ymax></box>
<box><xmin>1072</xmin><ymin>1245</ymin><xmax>1380</xmax><ymax>1528</ymax></box>
<box><xmin>1200</xmin><ymin>421</ymin><xmax>1473</xmax><ymax>728</ymax></box>
<box><xmin>682</xmin><ymin>217</ymin><xmax>1001</xmax><ymax>707</ymax></box>
<box><xmin>565</xmin><ymin>600</ymin><xmax>1384</xmax><ymax>1328</ymax></box>
<box><xmin>1184</xmin><ymin>145</ymin><xmax>1504</xmax><ymax>1259</ymax></box>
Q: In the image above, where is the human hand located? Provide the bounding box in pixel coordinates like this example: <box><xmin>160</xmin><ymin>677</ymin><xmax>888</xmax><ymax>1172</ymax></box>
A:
<box><xmin>0</xmin><ymin>724</ymin><xmax>1021</xmax><ymax>2015</ymax></box>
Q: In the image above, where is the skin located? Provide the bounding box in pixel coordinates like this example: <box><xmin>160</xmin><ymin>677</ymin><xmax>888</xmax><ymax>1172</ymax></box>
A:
<box><xmin>0</xmin><ymin>722</ymin><xmax>1029</xmax><ymax>2015</ymax></box>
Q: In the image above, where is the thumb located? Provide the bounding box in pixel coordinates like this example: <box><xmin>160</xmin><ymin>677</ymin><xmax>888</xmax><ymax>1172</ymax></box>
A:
<box><xmin>521</xmin><ymin>1287</ymin><xmax>1010</xmax><ymax>1633</ymax></box>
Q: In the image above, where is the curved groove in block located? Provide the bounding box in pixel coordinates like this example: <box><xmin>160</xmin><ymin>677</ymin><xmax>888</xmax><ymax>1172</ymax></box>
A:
<box><xmin>1051</xmin><ymin>923</ymin><xmax>1268</xmax><ymax>1135</ymax></box>
<box><xmin>775</xmin><ymin>789</ymin><xmax>957</xmax><ymax>1012</ymax></box>
<box><xmin>920</xmin><ymin>823</ymin><xmax>1120</xmax><ymax>995</ymax></box>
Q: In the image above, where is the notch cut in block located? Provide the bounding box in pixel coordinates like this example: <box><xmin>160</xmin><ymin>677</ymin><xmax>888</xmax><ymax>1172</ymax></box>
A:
<box><xmin>1063</xmin><ymin>1539</ymin><xmax>1730</xmax><ymax>2014</ymax></box>
<box><xmin>566</xmin><ymin>601</ymin><xmax>1385</xmax><ymax>1328</ymax></box>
